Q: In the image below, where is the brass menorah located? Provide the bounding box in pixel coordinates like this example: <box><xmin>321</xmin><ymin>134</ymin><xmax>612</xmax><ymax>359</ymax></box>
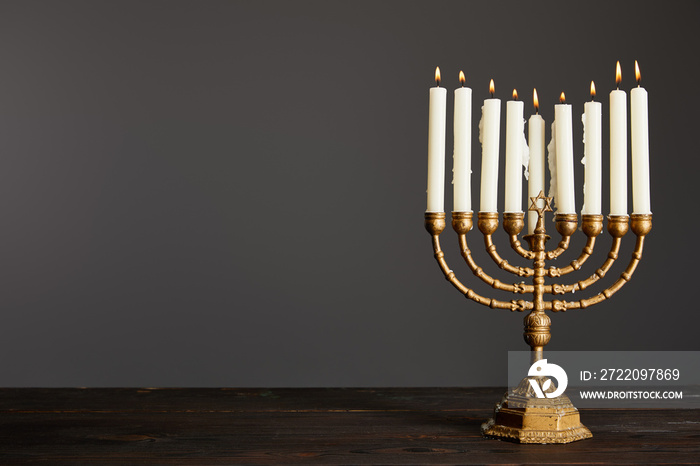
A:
<box><xmin>424</xmin><ymin>192</ymin><xmax>652</xmax><ymax>444</ymax></box>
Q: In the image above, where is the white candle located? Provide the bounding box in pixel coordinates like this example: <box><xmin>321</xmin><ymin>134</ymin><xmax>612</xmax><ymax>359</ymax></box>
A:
<box><xmin>547</xmin><ymin>121</ymin><xmax>557</xmax><ymax>206</ymax></box>
<box><xmin>505</xmin><ymin>90</ymin><xmax>524</xmax><ymax>213</ymax></box>
<box><xmin>631</xmin><ymin>61</ymin><xmax>651</xmax><ymax>214</ymax></box>
<box><xmin>554</xmin><ymin>93</ymin><xmax>575</xmax><ymax>214</ymax></box>
<box><xmin>528</xmin><ymin>89</ymin><xmax>545</xmax><ymax>234</ymax></box>
<box><xmin>582</xmin><ymin>81</ymin><xmax>602</xmax><ymax>215</ymax></box>
<box><xmin>453</xmin><ymin>71</ymin><xmax>472</xmax><ymax>212</ymax></box>
<box><xmin>479</xmin><ymin>79</ymin><xmax>501</xmax><ymax>213</ymax></box>
<box><xmin>610</xmin><ymin>61</ymin><xmax>628</xmax><ymax>216</ymax></box>
<box><xmin>427</xmin><ymin>67</ymin><xmax>446</xmax><ymax>212</ymax></box>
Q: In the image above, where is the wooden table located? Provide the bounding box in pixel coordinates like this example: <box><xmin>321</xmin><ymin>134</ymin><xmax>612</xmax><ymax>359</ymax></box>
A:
<box><xmin>0</xmin><ymin>387</ymin><xmax>698</xmax><ymax>464</ymax></box>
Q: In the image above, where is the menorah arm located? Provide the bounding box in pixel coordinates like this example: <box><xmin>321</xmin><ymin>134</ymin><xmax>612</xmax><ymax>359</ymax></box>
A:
<box><xmin>544</xmin><ymin>214</ymin><xmax>578</xmax><ymax>260</ymax></box>
<box><xmin>510</xmin><ymin>234</ymin><xmax>535</xmax><ymax>259</ymax></box>
<box><xmin>451</xmin><ymin>212</ymin><xmax>534</xmax><ymax>293</ymax></box>
<box><xmin>426</xmin><ymin>212</ymin><xmax>533</xmax><ymax>312</ymax></box>
<box><xmin>547</xmin><ymin>236</ymin><xmax>596</xmax><ymax>277</ymax></box>
<box><xmin>500</xmin><ymin>212</ymin><xmax>536</xmax><ymax>259</ymax></box>
<box><xmin>547</xmin><ymin>215</ymin><xmax>604</xmax><ymax>277</ymax></box>
<box><xmin>478</xmin><ymin>212</ymin><xmax>534</xmax><ymax>277</ymax></box>
<box><xmin>546</xmin><ymin>214</ymin><xmax>651</xmax><ymax>311</ymax></box>
<box><xmin>457</xmin><ymin>235</ymin><xmax>534</xmax><ymax>294</ymax></box>
<box><xmin>543</xmin><ymin>215</ymin><xmax>628</xmax><ymax>294</ymax></box>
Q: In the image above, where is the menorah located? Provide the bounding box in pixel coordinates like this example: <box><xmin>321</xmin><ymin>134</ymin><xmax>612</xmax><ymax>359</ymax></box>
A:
<box><xmin>424</xmin><ymin>196</ymin><xmax>652</xmax><ymax>443</ymax></box>
<box><xmin>424</xmin><ymin>62</ymin><xmax>652</xmax><ymax>443</ymax></box>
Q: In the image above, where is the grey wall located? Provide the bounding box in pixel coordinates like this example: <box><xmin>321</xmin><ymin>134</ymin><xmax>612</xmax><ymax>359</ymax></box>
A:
<box><xmin>0</xmin><ymin>0</ymin><xmax>697</xmax><ymax>387</ymax></box>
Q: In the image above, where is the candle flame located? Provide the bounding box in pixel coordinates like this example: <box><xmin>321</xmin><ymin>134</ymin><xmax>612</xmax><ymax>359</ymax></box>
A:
<box><xmin>590</xmin><ymin>81</ymin><xmax>596</xmax><ymax>99</ymax></box>
<box><xmin>615</xmin><ymin>61</ymin><xmax>622</xmax><ymax>87</ymax></box>
<box><xmin>435</xmin><ymin>67</ymin><xmax>441</xmax><ymax>86</ymax></box>
<box><xmin>533</xmin><ymin>88</ymin><xmax>539</xmax><ymax>112</ymax></box>
<box><xmin>459</xmin><ymin>70</ymin><xmax>465</xmax><ymax>86</ymax></box>
<box><xmin>635</xmin><ymin>60</ymin><xmax>641</xmax><ymax>85</ymax></box>
<box><xmin>489</xmin><ymin>79</ymin><xmax>495</xmax><ymax>97</ymax></box>
<box><xmin>559</xmin><ymin>92</ymin><xmax>566</xmax><ymax>104</ymax></box>
<box><xmin>512</xmin><ymin>89</ymin><xmax>518</xmax><ymax>100</ymax></box>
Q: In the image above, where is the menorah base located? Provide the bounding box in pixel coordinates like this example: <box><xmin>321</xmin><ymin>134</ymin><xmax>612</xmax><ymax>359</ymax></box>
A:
<box><xmin>481</xmin><ymin>377</ymin><xmax>592</xmax><ymax>444</ymax></box>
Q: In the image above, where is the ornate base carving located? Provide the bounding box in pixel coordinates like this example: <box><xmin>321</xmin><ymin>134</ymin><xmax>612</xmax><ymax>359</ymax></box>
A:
<box><xmin>481</xmin><ymin>377</ymin><xmax>592</xmax><ymax>444</ymax></box>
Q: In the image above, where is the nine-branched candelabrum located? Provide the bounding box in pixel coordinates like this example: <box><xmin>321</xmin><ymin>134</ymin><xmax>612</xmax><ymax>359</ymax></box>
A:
<box><xmin>424</xmin><ymin>191</ymin><xmax>652</xmax><ymax>444</ymax></box>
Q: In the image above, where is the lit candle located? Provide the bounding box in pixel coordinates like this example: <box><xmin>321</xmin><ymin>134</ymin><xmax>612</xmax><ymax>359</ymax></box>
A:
<box><xmin>528</xmin><ymin>89</ymin><xmax>545</xmax><ymax>234</ymax></box>
<box><xmin>554</xmin><ymin>92</ymin><xmax>575</xmax><ymax>214</ymax></box>
<box><xmin>610</xmin><ymin>61</ymin><xmax>628</xmax><ymax>216</ymax></box>
<box><xmin>427</xmin><ymin>67</ymin><xmax>446</xmax><ymax>212</ymax></box>
<box><xmin>453</xmin><ymin>71</ymin><xmax>473</xmax><ymax>212</ymax></box>
<box><xmin>505</xmin><ymin>89</ymin><xmax>524</xmax><ymax>212</ymax></box>
<box><xmin>631</xmin><ymin>61</ymin><xmax>651</xmax><ymax>214</ymax></box>
<box><xmin>582</xmin><ymin>81</ymin><xmax>602</xmax><ymax>215</ymax></box>
<box><xmin>479</xmin><ymin>79</ymin><xmax>501</xmax><ymax>212</ymax></box>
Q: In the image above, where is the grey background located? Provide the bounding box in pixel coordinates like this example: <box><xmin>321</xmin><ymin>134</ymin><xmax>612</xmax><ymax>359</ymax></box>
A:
<box><xmin>0</xmin><ymin>0</ymin><xmax>697</xmax><ymax>387</ymax></box>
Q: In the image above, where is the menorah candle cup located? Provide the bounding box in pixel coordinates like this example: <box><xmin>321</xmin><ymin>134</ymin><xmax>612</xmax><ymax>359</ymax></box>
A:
<box><xmin>503</xmin><ymin>212</ymin><xmax>525</xmax><ymax>236</ymax></box>
<box><xmin>555</xmin><ymin>213</ymin><xmax>578</xmax><ymax>237</ymax></box>
<box><xmin>424</xmin><ymin>211</ymin><xmax>446</xmax><ymax>236</ymax></box>
<box><xmin>477</xmin><ymin>212</ymin><xmax>499</xmax><ymax>236</ymax></box>
<box><xmin>607</xmin><ymin>214</ymin><xmax>630</xmax><ymax>238</ymax></box>
<box><xmin>581</xmin><ymin>214</ymin><xmax>604</xmax><ymax>237</ymax></box>
<box><xmin>630</xmin><ymin>213</ymin><xmax>652</xmax><ymax>236</ymax></box>
<box><xmin>451</xmin><ymin>211</ymin><xmax>473</xmax><ymax>235</ymax></box>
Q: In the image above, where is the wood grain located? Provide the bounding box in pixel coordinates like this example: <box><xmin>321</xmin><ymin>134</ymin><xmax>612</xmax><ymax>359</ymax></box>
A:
<box><xmin>0</xmin><ymin>388</ymin><xmax>698</xmax><ymax>464</ymax></box>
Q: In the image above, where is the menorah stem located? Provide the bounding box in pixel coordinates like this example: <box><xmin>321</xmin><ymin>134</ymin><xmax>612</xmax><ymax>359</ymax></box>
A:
<box><xmin>482</xmin><ymin>201</ymin><xmax>593</xmax><ymax>443</ymax></box>
<box><xmin>523</xmin><ymin>212</ymin><xmax>551</xmax><ymax>363</ymax></box>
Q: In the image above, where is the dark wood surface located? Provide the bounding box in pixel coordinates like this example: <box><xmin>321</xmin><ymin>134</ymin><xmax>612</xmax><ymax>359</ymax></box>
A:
<box><xmin>0</xmin><ymin>387</ymin><xmax>698</xmax><ymax>464</ymax></box>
